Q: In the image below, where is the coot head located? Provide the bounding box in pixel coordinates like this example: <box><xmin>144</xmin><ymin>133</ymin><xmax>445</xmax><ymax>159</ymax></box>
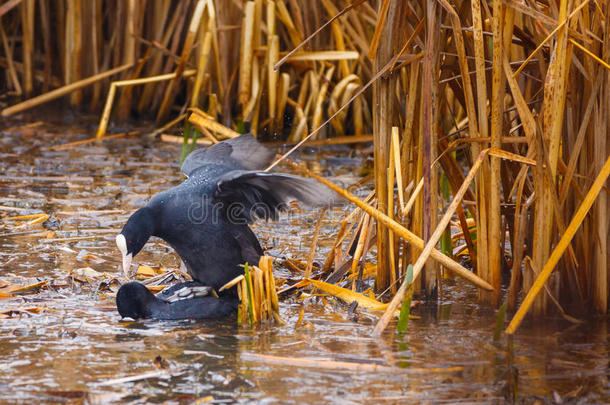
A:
<box><xmin>116</xmin><ymin>281</ymin><xmax>155</xmax><ymax>319</ymax></box>
<box><xmin>116</xmin><ymin>281</ymin><xmax>239</xmax><ymax>320</ymax></box>
<box><xmin>116</xmin><ymin>207</ymin><xmax>154</xmax><ymax>275</ymax></box>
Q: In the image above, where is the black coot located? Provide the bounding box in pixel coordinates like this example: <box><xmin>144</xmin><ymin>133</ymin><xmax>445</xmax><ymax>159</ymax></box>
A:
<box><xmin>116</xmin><ymin>281</ymin><xmax>238</xmax><ymax>320</ymax></box>
<box><xmin>115</xmin><ymin>134</ymin><xmax>333</xmax><ymax>319</ymax></box>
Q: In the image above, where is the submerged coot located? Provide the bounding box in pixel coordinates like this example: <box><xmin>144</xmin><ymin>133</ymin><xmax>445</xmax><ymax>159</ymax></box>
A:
<box><xmin>115</xmin><ymin>134</ymin><xmax>333</xmax><ymax>319</ymax></box>
<box><xmin>116</xmin><ymin>281</ymin><xmax>238</xmax><ymax>320</ymax></box>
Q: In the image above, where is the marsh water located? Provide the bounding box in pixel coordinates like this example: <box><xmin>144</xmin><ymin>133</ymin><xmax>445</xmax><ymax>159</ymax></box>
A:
<box><xmin>0</xmin><ymin>116</ymin><xmax>608</xmax><ymax>404</ymax></box>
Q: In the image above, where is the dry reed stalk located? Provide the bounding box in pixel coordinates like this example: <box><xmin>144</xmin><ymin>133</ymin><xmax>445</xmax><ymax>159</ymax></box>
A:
<box><xmin>353</xmin><ymin>94</ymin><xmax>363</xmax><ymax>136</ymax></box>
<box><xmin>268</xmin><ymin>35</ymin><xmax>279</xmax><ymax>127</ymax></box>
<box><xmin>402</xmin><ymin>61</ymin><xmax>419</xmax><ymax>210</ymax></box>
<box><xmin>0</xmin><ymin>0</ymin><xmax>22</xmax><ymax>17</ymax></box>
<box><xmin>67</xmin><ymin>0</ymin><xmax>84</xmax><ymax>105</ymax></box>
<box><xmin>402</xmin><ymin>179</ymin><xmax>423</xmax><ymax>218</ymax></box>
<box><xmin>238</xmin><ymin>2</ymin><xmax>255</xmax><ymax>109</ymax></box>
<box><xmin>506</xmin><ymin>156</ymin><xmax>610</xmax><ymax>334</ymax></box>
<box><xmin>485</xmin><ymin>0</ymin><xmax>508</xmax><ymax>307</ymax></box>
<box><xmin>254</xmin><ymin>266</ymin><xmax>264</xmax><ymax>319</ymax></box>
<box><xmin>592</xmin><ymin>10</ymin><xmax>609</xmax><ymax>313</ymax></box>
<box><xmin>202</xmin><ymin>0</ymin><xmax>223</xmax><ymax>102</ymax></box>
<box><xmin>508</xmin><ymin>193</ymin><xmax>533</xmax><ymax>310</ymax></box>
<box><xmin>469</xmin><ymin>0</ymin><xmax>491</xmax><ymax>306</ymax></box>
<box><xmin>367</xmin><ymin>0</ymin><xmax>390</xmax><ymax>60</ymax></box>
<box><xmin>0</xmin><ymin>21</ymin><xmax>22</xmax><ymax>95</ymax></box>
<box><xmin>266</xmin><ymin>0</ymin><xmax>275</xmax><ymax>46</ymax></box>
<box><xmin>350</xmin><ymin>214</ymin><xmax>371</xmax><ymax>290</ymax></box>
<box><xmin>123</xmin><ymin>0</ymin><xmax>136</xmax><ymax>67</ymax></box>
<box><xmin>421</xmin><ymin>0</ymin><xmax>441</xmax><ymax>296</ymax></box>
<box><xmin>305</xmin><ymin>209</ymin><xmax>326</xmax><ymax>279</ymax></box>
<box><xmin>512</xmin><ymin>0</ymin><xmax>590</xmax><ymax>78</ymax></box>
<box><xmin>266</xmin><ymin>1</ymin><xmax>278</xmax><ymax>129</ymax></box>
<box><xmin>2</xmin><ymin>62</ymin><xmax>135</xmax><ymax>117</ymax></box>
<box><xmin>263</xmin><ymin>257</ymin><xmax>280</xmax><ymax>315</ymax></box>
<box><xmin>117</xmin><ymin>51</ymin><xmax>150</xmax><ymax>120</ymax></box>
<box><xmin>188</xmin><ymin>108</ymin><xmax>240</xmax><ymax>139</ymax></box>
<box><xmin>320</xmin><ymin>191</ymin><xmax>375</xmax><ymax>274</ymax></box>
<box><xmin>311</xmin><ymin>67</ymin><xmax>335</xmax><ymax>137</ymax></box>
<box><xmin>373</xmin><ymin>149</ymin><xmax>492</xmax><ymax>335</ymax></box>
<box><xmin>371</xmin><ymin>0</ymin><xmax>406</xmax><ymax>294</ymax></box>
<box><xmin>242</xmin><ymin>54</ymin><xmax>261</xmax><ymax>123</ymax></box>
<box><xmin>191</xmin><ymin>31</ymin><xmax>213</xmax><ymax>108</ymax></box>
<box><xmin>328</xmin><ymin>74</ymin><xmax>358</xmax><ymax>135</ymax></box>
<box><xmin>438</xmin><ymin>0</ymin><xmax>482</xmax><ymax>257</ymax></box>
<box><xmin>242</xmin><ymin>266</ymin><xmax>259</xmax><ymax>324</ymax></box>
<box><xmin>136</xmin><ymin>1</ymin><xmax>175</xmax><ymax>113</ymax></box>
<box><xmin>530</xmin><ymin>0</ymin><xmax>571</xmax><ymax>316</ymax></box>
<box><xmin>284</xmin><ymin>159</ymin><xmax>493</xmax><ymax>292</ymax></box>
<box><xmin>20</xmin><ymin>0</ymin><xmax>34</xmax><ymax>96</ymax></box>
<box><xmin>196</xmin><ymin>127</ymin><xmax>219</xmax><ymax>145</ymax></box>
<box><xmin>321</xmin><ymin>222</ymin><xmax>348</xmax><ymax>274</ymax></box>
<box><xmin>320</xmin><ymin>0</ymin><xmax>349</xmax><ymax>77</ymax></box>
<box><xmin>286</xmin><ymin>0</ymin><xmax>306</xmax><ymax>46</ymax></box>
<box><xmin>88</xmin><ymin>0</ymin><xmax>101</xmax><ymax>108</ymax></box>
<box><xmin>241</xmin><ymin>352</ymin><xmax>463</xmax><ymax>374</ymax></box>
<box><xmin>283</xmin><ymin>50</ymin><xmax>359</xmax><ymax>62</ymax></box>
<box><xmin>569</xmin><ymin>38</ymin><xmax>610</xmax><ymax>71</ymax></box>
<box><xmin>386</xmin><ymin>138</ymin><xmax>397</xmax><ymax>294</ymax></box>
<box><xmin>156</xmin><ymin>0</ymin><xmax>206</xmax><ymax>122</ymax></box>
<box><xmin>558</xmin><ymin>83</ymin><xmax>599</xmax><ymax>206</ymax></box>
<box><xmin>273</xmin><ymin>0</ymin><xmax>366</xmax><ymax>71</ymax></box>
<box><xmin>266</xmin><ymin>35</ymin><xmax>409</xmax><ymax>172</ymax></box>
<box><xmin>44</xmin><ymin>131</ymin><xmax>140</xmax><ymax>151</ymax></box>
<box><xmin>274</xmin><ymin>0</ymin><xmax>303</xmax><ymax>48</ymax></box>
<box><xmin>269</xmin><ymin>134</ymin><xmax>373</xmax><ymax>147</ymax></box>
<box><xmin>391</xmin><ymin>128</ymin><xmax>404</xmax><ymax>210</ymax></box>
<box><xmin>96</xmin><ymin>69</ymin><xmax>196</xmax><ymax>138</ymax></box>
<box><xmin>276</xmin><ymin>73</ymin><xmax>290</xmax><ymax>131</ymax></box>
<box><xmin>373</xmin><ymin>148</ymin><xmax>534</xmax><ymax>335</ymax></box>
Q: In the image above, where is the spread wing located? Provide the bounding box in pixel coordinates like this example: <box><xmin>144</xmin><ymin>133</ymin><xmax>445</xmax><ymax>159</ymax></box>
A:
<box><xmin>181</xmin><ymin>134</ymin><xmax>275</xmax><ymax>176</ymax></box>
<box><xmin>214</xmin><ymin>170</ymin><xmax>336</xmax><ymax>223</ymax></box>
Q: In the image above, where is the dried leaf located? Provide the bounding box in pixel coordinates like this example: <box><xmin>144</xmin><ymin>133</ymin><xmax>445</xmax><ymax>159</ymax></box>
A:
<box><xmin>136</xmin><ymin>265</ymin><xmax>165</xmax><ymax>279</ymax></box>
<box><xmin>303</xmin><ymin>278</ymin><xmax>388</xmax><ymax>312</ymax></box>
<box><xmin>2</xmin><ymin>280</ymin><xmax>48</xmax><ymax>294</ymax></box>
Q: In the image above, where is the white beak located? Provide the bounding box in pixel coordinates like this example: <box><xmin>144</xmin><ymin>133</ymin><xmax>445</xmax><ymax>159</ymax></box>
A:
<box><xmin>122</xmin><ymin>253</ymin><xmax>133</xmax><ymax>277</ymax></box>
<box><xmin>116</xmin><ymin>234</ymin><xmax>132</xmax><ymax>277</ymax></box>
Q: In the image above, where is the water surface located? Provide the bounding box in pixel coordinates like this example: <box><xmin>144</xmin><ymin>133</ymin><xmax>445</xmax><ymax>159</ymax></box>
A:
<box><xmin>0</xmin><ymin>117</ymin><xmax>607</xmax><ymax>404</ymax></box>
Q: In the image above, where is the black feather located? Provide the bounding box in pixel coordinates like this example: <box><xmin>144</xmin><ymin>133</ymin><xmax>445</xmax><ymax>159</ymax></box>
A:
<box><xmin>215</xmin><ymin>171</ymin><xmax>335</xmax><ymax>223</ymax></box>
<box><xmin>181</xmin><ymin>133</ymin><xmax>275</xmax><ymax>175</ymax></box>
<box><xmin>118</xmin><ymin>134</ymin><xmax>337</xmax><ymax>320</ymax></box>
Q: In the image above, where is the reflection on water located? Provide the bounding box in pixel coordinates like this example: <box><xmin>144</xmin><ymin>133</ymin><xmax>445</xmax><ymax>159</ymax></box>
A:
<box><xmin>0</xmin><ymin>117</ymin><xmax>608</xmax><ymax>404</ymax></box>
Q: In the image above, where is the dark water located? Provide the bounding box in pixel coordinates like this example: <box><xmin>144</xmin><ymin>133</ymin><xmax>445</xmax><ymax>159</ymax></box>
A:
<box><xmin>0</xmin><ymin>117</ymin><xmax>608</xmax><ymax>404</ymax></box>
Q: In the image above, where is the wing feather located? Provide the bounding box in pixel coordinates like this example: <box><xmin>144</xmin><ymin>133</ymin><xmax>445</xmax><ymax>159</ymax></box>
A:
<box><xmin>215</xmin><ymin>171</ymin><xmax>336</xmax><ymax>223</ymax></box>
<box><xmin>181</xmin><ymin>134</ymin><xmax>275</xmax><ymax>176</ymax></box>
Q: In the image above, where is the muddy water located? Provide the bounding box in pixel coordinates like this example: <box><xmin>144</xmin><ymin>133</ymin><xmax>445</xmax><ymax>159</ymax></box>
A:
<box><xmin>0</xmin><ymin>118</ymin><xmax>608</xmax><ymax>404</ymax></box>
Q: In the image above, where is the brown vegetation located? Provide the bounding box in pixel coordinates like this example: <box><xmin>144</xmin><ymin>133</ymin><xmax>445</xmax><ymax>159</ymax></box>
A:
<box><xmin>1</xmin><ymin>0</ymin><xmax>608</xmax><ymax>335</ymax></box>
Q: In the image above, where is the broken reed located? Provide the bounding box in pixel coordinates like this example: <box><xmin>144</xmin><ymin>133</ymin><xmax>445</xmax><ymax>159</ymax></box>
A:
<box><xmin>2</xmin><ymin>0</ymin><xmax>609</xmax><ymax>329</ymax></box>
<box><xmin>231</xmin><ymin>256</ymin><xmax>280</xmax><ymax>326</ymax></box>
